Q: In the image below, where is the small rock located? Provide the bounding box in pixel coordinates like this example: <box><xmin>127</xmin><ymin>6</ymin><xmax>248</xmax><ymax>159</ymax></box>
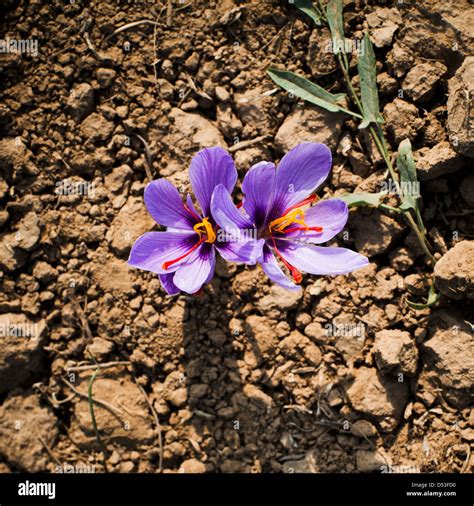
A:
<box><xmin>69</xmin><ymin>368</ymin><xmax>154</xmax><ymax>448</ymax></box>
<box><xmin>447</xmin><ymin>56</ymin><xmax>474</xmax><ymax>158</ymax></box>
<box><xmin>96</xmin><ymin>68</ymin><xmax>116</xmax><ymax>89</ymax></box>
<box><xmin>0</xmin><ymin>390</ymin><xmax>59</xmax><ymax>472</ymax></box>
<box><xmin>86</xmin><ymin>337</ymin><xmax>115</xmax><ymax>360</ymax></box>
<box><xmin>422</xmin><ymin>310</ymin><xmax>474</xmax><ymax>408</ymax></box>
<box><xmin>243</xmin><ymin>384</ymin><xmax>273</xmax><ymax>412</ymax></box>
<box><xmin>279</xmin><ymin>330</ymin><xmax>322</xmax><ymax>366</ymax></box>
<box><xmin>215</xmin><ymin>85</ymin><xmax>230</xmax><ymax>102</ymax></box>
<box><xmin>434</xmin><ymin>241</ymin><xmax>474</xmax><ymax>300</ymax></box>
<box><xmin>387</xmin><ymin>42</ymin><xmax>415</xmax><ymax>78</ymax></box>
<box><xmin>275</xmin><ymin>103</ymin><xmax>345</xmax><ymax>152</ymax></box>
<box><xmin>403</xmin><ymin>62</ymin><xmax>447</xmax><ymax>103</ymax></box>
<box><xmin>350</xmin><ymin>419</ymin><xmax>378</xmax><ymax>438</ymax></box>
<box><xmin>80</xmin><ymin>113</ymin><xmax>114</xmax><ymax>143</ymax></box>
<box><xmin>179</xmin><ymin>458</ymin><xmax>207</xmax><ymax>473</ymax></box>
<box><xmin>106</xmin><ymin>195</ymin><xmax>155</xmax><ymax>256</ymax></box>
<box><xmin>67</xmin><ymin>83</ymin><xmax>94</xmax><ymax>121</ymax></box>
<box><xmin>347</xmin><ymin>366</ymin><xmax>409</xmax><ymax>431</ymax></box>
<box><xmin>0</xmin><ymin>313</ymin><xmax>47</xmax><ymax>393</ymax></box>
<box><xmin>104</xmin><ymin>165</ymin><xmax>133</xmax><ymax>193</ymax></box>
<box><xmin>383</xmin><ymin>98</ymin><xmax>424</xmax><ymax>144</ymax></box>
<box><xmin>415</xmin><ymin>141</ymin><xmax>466</xmax><ymax>181</ymax></box>
<box><xmin>257</xmin><ymin>285</ymin><xmax>302</xmax><ymax>316</ymax></box>
<box><xmin>157</xmin><ymin>79</ymin><xmax>174</xmax><ymax>101</ymax></box>
<box><xmin>33</xmin><ymin>261</ymin><xmax>58</xmax><ymax>283</ymax></box>
<box><xmin>373</xmin><ymin>329</ymin><xmax>418</xmax><ymax>376</ymax></box>
<box><xmin>168</xmin><ymin>108</ymin><xmax>225</xmax><ymax>149</ymax></box>
<box><xmin>207</xmin><ymin>329</ymin><xmax>227</xmax><ymax>346</ymax></box>
<box><xmin>356</xmin><ymin>449</ymin><xmax>391</xmax><ymax>472</ymax></box>
<box><xmin>350</xmin><ymin>208</ymin><xmax>405</xmax><ymax>257</ymax></box>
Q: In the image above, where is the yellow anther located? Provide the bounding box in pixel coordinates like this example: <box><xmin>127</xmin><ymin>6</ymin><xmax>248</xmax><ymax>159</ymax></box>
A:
<box><xmin>193</xmin><ymin>217</ymin><xmax>216</xmax><ymax>243</ymax></box>
<box><xmin>269</xmin><ymin>208</ymin><xmax>309</xmax><ymax>233</ymax></box>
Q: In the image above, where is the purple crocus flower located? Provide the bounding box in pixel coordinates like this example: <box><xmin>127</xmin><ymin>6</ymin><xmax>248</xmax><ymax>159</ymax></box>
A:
<box><xmin>128</xmin><ymin>147</ymin><xmax>263</xmax><ymax>295</ymax></box>
<box><xmin>241</xmin><ymin>142</ymin><xmax>369</xmax><ymax>291</ymax></box>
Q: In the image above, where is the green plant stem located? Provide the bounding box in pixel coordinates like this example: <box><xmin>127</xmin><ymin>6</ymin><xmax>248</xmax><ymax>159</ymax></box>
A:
<box><xmin>335</xmin><ymin>52</ymin><xmax>436</xmax><ymax>266</ymax></box>
<box><xmin>379</xmin><ymin>203</ymin><xmax>401</xmax><ymax>214</ymax></box>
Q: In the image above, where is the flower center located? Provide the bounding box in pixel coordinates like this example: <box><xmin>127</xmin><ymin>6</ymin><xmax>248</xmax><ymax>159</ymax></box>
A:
<box><xmin>193</xmin><ymin>217</ymin><xmax>216</xmax><ymax>244</ymax></box>
<box><xmin>162</xmin><ymin>216</ymin><xmax>216</xmax><ymax>271</ymax></box>
<box><xmin>267</xmin><ymin>195</ymin><xmax>324</xmax><ymax>284</ymax></box>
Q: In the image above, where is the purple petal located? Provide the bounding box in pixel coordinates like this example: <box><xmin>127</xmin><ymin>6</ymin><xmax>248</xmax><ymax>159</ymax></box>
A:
<box><xmin>189</xmin><ymin>147</ymin><xmax>237</xmax><ymax>217</ymax></box>
<box><xmin>144</xmin><ymin>179</ymin><xmax>195</xmax><ymax>230</ymax></box>
<box><xmin>216</xmin><ymin>238</ymin><xmax>265</xmax><ymax>264</ymax></box>
<box><xmin>159</xmin><ymin>273</ymin><xmax>181</xmax><ymax>295</ymax></box>
<box><xmin>259</xmin><ymin>243</ymin><xmax>301</xmax><ymax>291</ymax></box>
<box><xmin>271</xmin><ymin>143</ymin><xmax>332</xmax><ymax>219</ymax></box>
<box><xmin>211</xmin><ymin>184</ymin><xmax>254</xmax><ymax>233</ymax></box>
<box><xmin>186</xmin><ymin>194</ymin><xmax>202</xmax><ymax>221</ymax></box>
<box><xmin>242</xmin><ymin>161</ymin><xmax>276</xmax><ymax>228</ymax></box>
<box><xmin>173</xmin><ymin>244</ymin><xmax>216</xmax><ymax>294</ymax></box>
<box><xmin>128</xmin><ymin>231</ymin><xmax>198</xmax><ymax>274</ymax></box>
<box><xmin>285</xmin><ymin>199</ymin><xmax>348</xmax><ymax>244</ymax></box>
<box><xmin>278</xmin><ymin>242</ymin><xmax>369</xmax><ymax>275</ymax></box>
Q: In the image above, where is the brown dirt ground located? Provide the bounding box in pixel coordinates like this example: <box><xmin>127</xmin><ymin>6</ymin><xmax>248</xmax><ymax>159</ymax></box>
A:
<box><xmin>0</xmin><ymin>0</ymin><xmax>473</xmax><ymax>475</ymax></box>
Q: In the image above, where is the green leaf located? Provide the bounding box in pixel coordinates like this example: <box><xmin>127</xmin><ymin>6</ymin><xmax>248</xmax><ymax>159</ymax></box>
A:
<box><xmin>267</xmin><ymin>68</ymin><xmax>362</xmax><ymax>118</ymax></box>
<box><xmin>293</xmin><ymin>0</ymin><xmax>322</xmax><ymax>26</ymax></box>
<box><xmin>396</xmin><ymin>138</ymin><xmax>420</xmax><ymax>212</ymax></box>
<box><xmin>326</xmin><ymin>0</ymin><xmax>345</xmax><ymax>54</ymax></box>
<box><xmin>407</xmin><ymin>284</ymin><xmax>440</xmax><ymax>310</ymax></box>
<box><xmin>336</xmin><ymin>191</ymin><xmax>387</xmax><ymax>208</ymax></box>
<box><xmin>357</xmin><ymin>33</ymin><xmax>384</xmax><ymax>129</ymax></box>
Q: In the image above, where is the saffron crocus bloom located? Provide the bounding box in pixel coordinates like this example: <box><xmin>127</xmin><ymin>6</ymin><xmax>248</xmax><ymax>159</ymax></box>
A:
<box><xmin>241</xmin><ymin>142</ymin><xmax>369</xmax><ymax>291</ymax></box>
<box><xmin>128</xmin><ymin>147</ymin><xmax>263</xmax><ymax>295</ymax></box>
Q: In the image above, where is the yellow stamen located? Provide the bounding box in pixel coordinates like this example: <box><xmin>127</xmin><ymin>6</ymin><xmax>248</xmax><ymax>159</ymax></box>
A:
<box><xmin>269</xmin><ymin>208</ymin><xmax>309</xmax><ymax>233</ymax></box>
<box><xmin>193</xmin><ymin>217</ymin><xmax>216</xmax><ymax>243</ymax></box>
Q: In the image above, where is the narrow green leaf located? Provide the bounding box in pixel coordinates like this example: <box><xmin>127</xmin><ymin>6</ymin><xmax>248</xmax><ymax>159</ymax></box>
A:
<box><xmin>396</xmin><ymin>138</ymin><xmax>420</xmax><ymax>212</ymax></box>
<box><xmin>267</xmin><ymin>68</ymin><xmax>362</xmax><ymax>118</ymax></box>
<box><xmin>407</xmin><ymin>284</ymin><xmax>440</xmax><ymax>310</ymax></box>
<box><xmin>336</xmin><ymin>191</ymin><xmax>387</xmax><ymax>208</ymax></box>
<box><xmin>326</xmin><ymin>0</ymin><xmax>345</xmax><ymax>54</ymax></box>
<box><xmin>293</xmin><ymin>0</ymin><xmax>322</xmax><ymax>26</ymax></box>
<box><xmin>357</xmin><ymin>33</ymin><xmax>384</xmax><ymax>129</ymax></box>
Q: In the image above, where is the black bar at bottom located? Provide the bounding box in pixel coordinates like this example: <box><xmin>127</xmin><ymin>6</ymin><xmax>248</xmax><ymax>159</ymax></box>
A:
<box><xmin>0</xmin><ymin>473</ymin><xmax>472</xmax><ymax>506</ymax></box>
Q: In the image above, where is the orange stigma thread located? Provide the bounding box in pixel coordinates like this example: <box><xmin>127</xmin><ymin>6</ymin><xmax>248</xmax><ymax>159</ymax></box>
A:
<box><xmin>268</xmin><ymin>195</ymin><xmax>323</xmax><ymax>236</ymax></box>
<box><xmin>162</xmin><ymin>236</ymin><xmax>205</xmax><ymax>270</ymax></box>
<box><xmin>271</xmin><ymin>238</ymin><xmax>302</xmax><ymax>283</ymax></box>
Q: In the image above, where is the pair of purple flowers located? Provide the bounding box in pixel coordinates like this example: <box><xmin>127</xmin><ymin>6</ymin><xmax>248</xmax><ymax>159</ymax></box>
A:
<box><xmin>128</xmin><ymin>142</ymin><xmax>368</xmax><ymax>295</ymax></box>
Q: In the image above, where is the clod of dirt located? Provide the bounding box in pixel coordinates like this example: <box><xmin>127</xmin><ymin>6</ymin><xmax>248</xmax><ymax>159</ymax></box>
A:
<box><xmin>356</xmin><ymin>449</ymin><xmax>391</xmax><ymax>472</ymax></box>
<box><xmin>233</xmin><ymin>86</ymin><xmax>278</xmax><ymax>135</ymax></box>
<box><xmin>386</xmin><ymin>42</ymin><xmax>415</xmax><ymax>78</ymax></box>
<box><xmin>256</xmin><ymin>285</ymin><xmax>302</xmax><ymax>316</ymax></box>
<box><xmin>90</xmin><ymin>252</ymin><xmax>136</xmax><ymax>295</ymax></box>
<box><xmin>422</xmin><ymin>310</ymin><xmax>474</xmax><ymax>408</ymax></box>
<box><xmin>279</xmin><ymin>330</ymin><xmax>322</xmax><ymax>367</ymax></box>
<box><xmin>415</xmin><ymin>141</ymin><xmax>466</xmax><ymax>181</ymax></box>
<box><xmin>366</xmin><ymin>7</ymin><xmax>399</xmax><ymax>48</ymax></box>
<box><xmin>80</xmin><ymin>113</ymin><xmax>114</xmax><ymax>143</ymax></box>
<box><xmin>0</xmin><ymin>313</ymin><xmax>47</xmax><ymax>393</ymax></box>
<box><xmin>0</xmin><ymin>390</ymin><xmax>58</xmax><ymax>472</ymax></box>
<box><xmin>402</xmin><ymin>62</ymin><xmax>447</xmax><ymax>103</ymax></box>
<box><xmin>106</xmin><ymin>195</ymin><xmax>156</xmax><ymax>256</ymax></box>
<box><xmin>347</xmin><ymin>366</ymin><xmax>409</xmax><ymax>431</ymax></box>
<box><xmin>178</xmin><ymin>458</ymin><xmax>208</xmax><ymax>473</ymax></box>
<box><xmin>66</xmin><ymin>83</ymin><xmax>94</xmax><ymax>121</ymax></box>
<box><xmin>447</xmin><ymin>56</ymin><xmax>474</xmax><ymax>158</ymax></box>
<box><xmin>383</xmin><ymin>98</ymin><xmax>424</xmax><ymax>144</ymax></box>
<box><xmin>434</xmin><ymin>240</ymin><xmax>474</xmax><ymax>300</ymax></box>
<box><xmin>0</xmin><ymin>137</ymin><xmax>37</xmax><ymax>178</ymax></box>
<box><xmin>104</xmin><ymin>165</ymin><xmax>133</xmax><ymax>194</ymax></box>
<box><xmin>275</xmin><ymin>103</ymin><xmax>346</xmax><ymax>152</ymax></box>
<box><xmin>349</xmin><ymin>209</ymin><xmax>405</xmax><ymax>257</ymax></box>
<box><xmin>68</xmin><ymin>368</ymin><xmax>155</xmax><ymax>449</ymax></box>
<box><xmin>167</xmin><ymin>108</ymin><xmax>226</xmax><ymax>152</ymax></box>
<box><xmin>307</xmin><ymin>28</ymin><xmax>337</xmax><ymax>75</ymax></box>
<box><xmin>373</xmin><ymin>329</ymin><xmax>418</xmax><ymax>376</ymax></box>
<box><xmin>350</xmin><ymin>420</ymin><xmax>378</xmax><ymax>439</ymax></box>
<box><xmin>244</xmin><ymin>315</ymin><xmax>278</xmax><ymax>366</ymax></box>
